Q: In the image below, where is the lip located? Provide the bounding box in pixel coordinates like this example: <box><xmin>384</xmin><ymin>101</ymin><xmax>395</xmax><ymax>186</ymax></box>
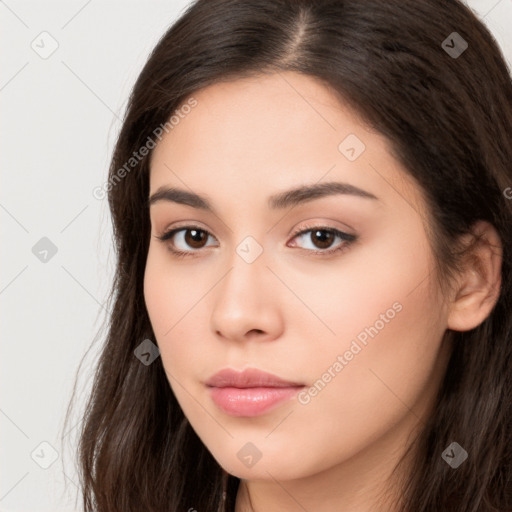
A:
<box><xmin>206</xmin><ymin>367</ymin><xmax>303</xmax><ymax>388</ymax></box>
<box><xmin>205</xmin><ymin>368</ymin><xmax>305</xmax><ymax>417</ymax></box>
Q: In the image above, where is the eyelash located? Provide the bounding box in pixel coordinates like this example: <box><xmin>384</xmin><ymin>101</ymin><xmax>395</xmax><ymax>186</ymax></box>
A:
<box><xmin>155</xmin><ymin>223</ymin><xmax>357</xmax><ymax>259</ymax></box>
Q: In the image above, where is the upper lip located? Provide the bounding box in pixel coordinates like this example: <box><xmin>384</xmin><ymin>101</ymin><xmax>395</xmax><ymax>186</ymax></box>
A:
<box><xmin>205</xmin><ymin>368</ymin><xmax>304</xmax><ymax>388</ymax></box>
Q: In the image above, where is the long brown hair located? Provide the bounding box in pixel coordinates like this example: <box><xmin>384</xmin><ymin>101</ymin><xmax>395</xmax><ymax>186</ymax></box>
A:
<box><xmin>64</xmin><ymin>0</ymin><xmax>512</xmax><ymax>510</ymax></box>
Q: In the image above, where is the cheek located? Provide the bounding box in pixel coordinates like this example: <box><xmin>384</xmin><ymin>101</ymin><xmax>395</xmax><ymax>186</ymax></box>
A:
<box><xmin>288</xmin><ymin>224</ymin><xmax>444</xmax><ymax>430</ymax></box>
<box><xmin>143</xmin><ymin>248</ymin><xmax>169</xmax><ymax>337</ymax></box>
<box><xmin>290</xmin><ymin>287</ymin><xmax>446</xmax><ymax>479</ymax></box>
<box><xmin>144</xmin><ymin>246</ymin><xmax>186</xmax><ymax>367</ymax></box>
<box><xmin>144</xmin><ymin>257</ymin><xmax>212</xmax><ymax>436</ymax></box>
<box><xmin>143</xmin><ymin>245</ymin><xmax>210</xmax><ymax>373</ymax></box>
<box><xmin>290</xmin><ymin>217</ymin><xmax>437</xmax><ymax>360</ymax></box>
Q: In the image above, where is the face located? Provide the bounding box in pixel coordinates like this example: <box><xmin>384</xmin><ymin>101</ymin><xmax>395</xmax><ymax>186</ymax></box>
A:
<box><xmin>144</xmin><ymin>71</ymin><xmax>452</xmax><ymax>482</ymax></box>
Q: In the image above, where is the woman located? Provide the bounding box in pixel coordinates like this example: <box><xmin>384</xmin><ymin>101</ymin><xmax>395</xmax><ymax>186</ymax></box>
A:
<box><xmin>66</xmin><ymin>0</ymin><xmax>512</xmax><ymax>510</ymax></box>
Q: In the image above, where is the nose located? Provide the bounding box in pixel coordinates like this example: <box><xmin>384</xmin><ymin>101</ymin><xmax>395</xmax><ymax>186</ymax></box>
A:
<box><xmin>210</xmin><ymin>247</ymin><xmax>284</xmax><ymax>343</ymax></box>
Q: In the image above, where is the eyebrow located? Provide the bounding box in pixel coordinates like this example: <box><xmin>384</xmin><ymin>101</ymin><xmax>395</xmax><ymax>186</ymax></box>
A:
<box><xmin>148</xmin><ymin>181</ymin><xmax>379</xmax><ymax>213</ymax></box>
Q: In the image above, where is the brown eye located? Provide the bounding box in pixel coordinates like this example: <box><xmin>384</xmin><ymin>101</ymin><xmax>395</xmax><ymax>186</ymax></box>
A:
<box><xmin>290</xmin><ymin>225</ymin><xmax>357</xmax><ymax>256</ymax></box>
<box><xmin>156</xmin><ymin>224</ymin><xmax>357</xmax><ymax>259</ymax></box>
<box><xmin>309</xmin><ymin>229</ymin><xmax>335</xmax><ymax>249</ymax></box>
<box><xmin>183</xmin><ymin>228</ymin><xmax>208</xmax><ymax>249</ymax></box>
<box><xmin>156</xmin><ymin>225</ymin><xmax>217</xmax><ymax>255</ymax></box>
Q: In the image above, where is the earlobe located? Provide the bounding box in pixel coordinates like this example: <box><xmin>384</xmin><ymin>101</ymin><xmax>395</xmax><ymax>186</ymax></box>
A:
<box><xmin>446</xmin><ymin>220</ymin><xmax>502</xmax><ymax>332</ymax></box>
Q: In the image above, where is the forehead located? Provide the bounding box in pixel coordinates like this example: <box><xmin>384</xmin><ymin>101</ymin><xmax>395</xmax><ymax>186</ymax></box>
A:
<box><xmin>151</xmin><ymin>71</ymin><xmax>360</xmax><ymax>167</ymax></box>
<box><xmin>149</xmin><ymin>71</ymin><xmax>425</xmax><ymax>217</ymax></box>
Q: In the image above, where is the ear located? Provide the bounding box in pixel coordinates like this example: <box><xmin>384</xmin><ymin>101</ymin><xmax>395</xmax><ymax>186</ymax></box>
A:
<box><xmin>447</xmin><ymin>220</ymin><xmax>502</xmax><ymax>332</ymax></box>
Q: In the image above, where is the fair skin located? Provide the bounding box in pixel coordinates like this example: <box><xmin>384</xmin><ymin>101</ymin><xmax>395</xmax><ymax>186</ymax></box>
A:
<box><xmin>143</xmin><ymin>71</ymin><xmax>502</xmax><ymax>511</ymax></box>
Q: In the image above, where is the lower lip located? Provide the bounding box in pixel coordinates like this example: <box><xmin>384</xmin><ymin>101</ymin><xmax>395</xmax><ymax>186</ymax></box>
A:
<box><xmin>208</xmin><ymin>386</ymin><xmax>304</xmax><ymax>416</ymax></box>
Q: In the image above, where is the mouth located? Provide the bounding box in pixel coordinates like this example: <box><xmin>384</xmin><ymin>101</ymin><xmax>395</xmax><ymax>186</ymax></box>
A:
<box><xmin>205</xmin><ymin>367</ymin><xmax>305</xmax><ymax>417</ymax></box>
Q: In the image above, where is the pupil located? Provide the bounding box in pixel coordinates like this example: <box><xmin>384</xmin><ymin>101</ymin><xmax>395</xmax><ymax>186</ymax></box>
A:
<box><xmin>186</xmin><ymin>229</ymin><xmax>206</xmax><ymax>248</ymax></box>
<box><xmin>313</xmin><ymin>230</ymin><xmax>333</xmax><ymax>248</ymax></box>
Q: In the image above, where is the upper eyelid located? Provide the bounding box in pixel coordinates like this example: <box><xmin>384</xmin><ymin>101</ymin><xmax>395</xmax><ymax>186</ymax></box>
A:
<box><xmin>165</xmin><ymin>224</ymin><xmax>218</xmax><ymax>241</ymax></box>
<box><xmin>162</xmin><ymin>223</ymin><xmax>349</xmax><ymax>235</ymax></box>
<box><xmin>292</xmin><ymin>223</ymin><xmax>351</xmax><ymax>236</ymax></box>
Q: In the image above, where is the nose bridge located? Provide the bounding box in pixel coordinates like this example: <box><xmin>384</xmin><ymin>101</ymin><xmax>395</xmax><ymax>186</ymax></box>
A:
<box><xmin>234</xmin><ymin>233</ymin><xmax>265</xmax><ymax>266</ymax></box>
<box><xmin>219</xmin><ymin>234</ymin><xmax>268</xmax><ymax>305</ymax></box>
<box><xmin>210</xmin><ymin>233</ymin><xmax>281</xmax><ymax>340</ymax></box>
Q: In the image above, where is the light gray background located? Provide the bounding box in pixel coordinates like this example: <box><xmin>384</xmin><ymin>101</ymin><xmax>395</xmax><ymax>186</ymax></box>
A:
<box><xmin>1</xmin><ymin>1</ymin><xmax>511</xmax><ymax>510</ymax></box>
